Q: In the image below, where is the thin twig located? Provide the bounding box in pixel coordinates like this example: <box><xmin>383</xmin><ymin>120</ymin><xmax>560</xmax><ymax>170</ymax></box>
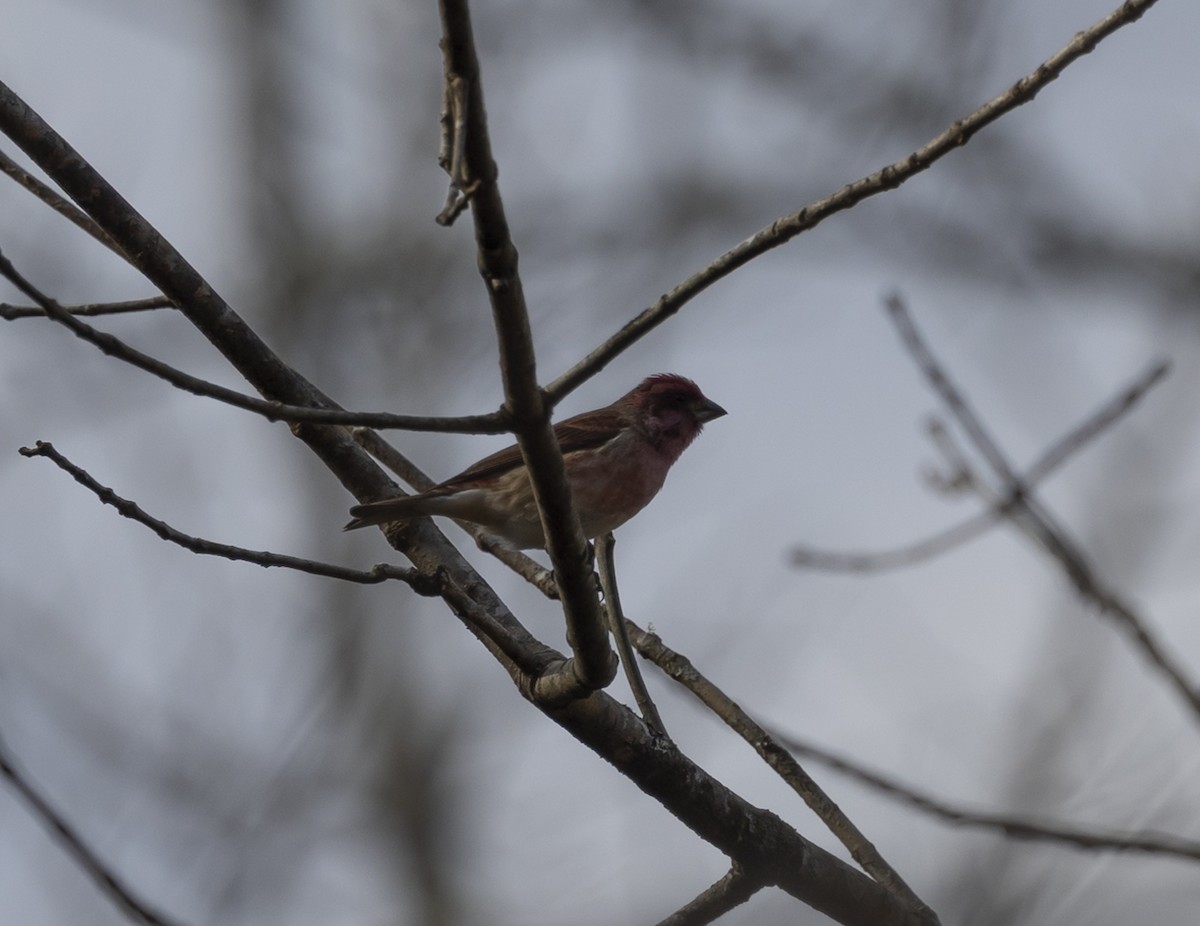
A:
<box><xmin>1027</xmin><ymin>363</ymin><xmax>1169</xmax><ymax>480</ymax></box>
<box><xmin>19</xmin><ymin>441</ymin><xmax>441</xmax><ymax>593</ymax></box>
<box><xmin>769</xmin><ymin>729</ymin><xmax>1200</xmax><ymax>863</ymax></box>
<box><xmin>884</xmin><ymin>295</ymin><xmax>1018</xmax><ymax>483</ymax></box>
<box><xmin>0</xmin><ymin>733</ymin><xmax>185</xmax><ymax>926</ymax></box>
<box><xmin>885</xmin><ymin>295</ymin><xmax>1200</xmax><ymax>724</ymax></box>
<box><xmin>655</xmin><ymin>867</ymin><xmax>762</xmax><ymax>926</ymax></box>
<box><xmin>0</xmin><ymin>248</ymin><xmax>508</xmax><ymax>433</ymax></box>
<box><xmin>0</xmin><ymin>147</ymin><xmax>124</xmax><ymax>256</ymax></box>
<box><xmin>791</xmin><ymin>359</ymin><xmax>1169</xmax><ymax>572</ymax></box>
<box><xmin>628</xmin><ymin>622</ymin><xmax>938</xmax><ymax>920</ymax></box>
<box><xmin>543</xmin><ymin>0</ymin><xmax>1163</xmax><ymax>407</ymax></box>
<box><xmin>596</xmin><ymin>533</ymin><xmax>666</xmax><ymax>735</ymax></box>
<box><xmin>436</xmin><ymin>74</ymin><xmax>473</xmax><ymax>226</ymax></box>
<box><xmin>792</xmin><ymin>509</ymin><xmax>999</xmax><ymax>572</ymax></box>
<box><xmin>1</xmin><ymin>295</ymin><xmax>175</xmax><ymax>320</ymax></box>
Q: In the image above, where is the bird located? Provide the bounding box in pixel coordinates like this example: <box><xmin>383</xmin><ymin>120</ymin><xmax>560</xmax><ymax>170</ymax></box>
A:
<box><xmin>344</xmin><ymin>374</ymin><xmax>726</xmax><ymax>549</ymax></box>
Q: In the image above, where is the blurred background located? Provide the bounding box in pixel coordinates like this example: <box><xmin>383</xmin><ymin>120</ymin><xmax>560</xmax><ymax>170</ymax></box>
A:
<box><xmin>2</xmin><ymin>0</ymin><xmax>1200</xmax><ymax>923</ymax></box>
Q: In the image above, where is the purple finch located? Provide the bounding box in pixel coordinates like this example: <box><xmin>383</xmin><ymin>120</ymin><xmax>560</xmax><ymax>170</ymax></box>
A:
<box><xmin>345</xmin><ymin>374</ymin><xmax>726</xmax><ymax>548</ymax></box>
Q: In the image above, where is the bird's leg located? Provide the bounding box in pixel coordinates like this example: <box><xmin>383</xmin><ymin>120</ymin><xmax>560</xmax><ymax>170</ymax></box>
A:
<box><xmin>596</xmin><ymin>533</ymin><xmax>667</xmax><ymax>737</ymax></box>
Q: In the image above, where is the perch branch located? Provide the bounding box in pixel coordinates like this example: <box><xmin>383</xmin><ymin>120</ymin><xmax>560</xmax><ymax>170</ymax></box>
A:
<box><xmin>438</xmin><ymin>0</ymin><xmax>616</xmax><ymax>698</ymax></box>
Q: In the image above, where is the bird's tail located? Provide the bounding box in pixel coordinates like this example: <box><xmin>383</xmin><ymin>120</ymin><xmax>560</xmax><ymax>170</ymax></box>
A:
<box><xmin>344</xmin><ymin>496</ymin><xmax>431</xmax><ymax>531</ymax></box>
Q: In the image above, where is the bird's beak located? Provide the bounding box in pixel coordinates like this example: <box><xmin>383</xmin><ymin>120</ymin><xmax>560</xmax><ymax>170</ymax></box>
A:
<box><xmin>693</xmin><ymin>396</ymin><xmax>728</xmax><ymax>423</ymax></box>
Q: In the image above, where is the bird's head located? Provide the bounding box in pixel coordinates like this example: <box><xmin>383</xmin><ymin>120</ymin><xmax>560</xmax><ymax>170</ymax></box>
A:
<box><xmin>623</xmin><ymin>374</ymin><xmax>727</xmax><ymax>456</ymax></box>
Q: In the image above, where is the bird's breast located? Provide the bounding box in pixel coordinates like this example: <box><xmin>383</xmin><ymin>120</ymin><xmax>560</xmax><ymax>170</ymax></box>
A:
<box><xmin>564</xmin><ymin>431</ymin><xmax>673</xmax><ymax>537</ymax></box>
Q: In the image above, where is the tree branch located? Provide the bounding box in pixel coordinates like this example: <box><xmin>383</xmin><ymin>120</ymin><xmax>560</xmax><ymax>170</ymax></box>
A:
<box><xmin>0</xmin><ymin>247</ymin><xmax>509</xmax><ymax>433</ymax></box>
<box><xmin>884</xmin><ymin>294</ymin><xmax>1200</xmax><ymax>725</ymax></box>
<box><xmin>0</xmin><ymin>147</ymin><xmax>123</xmax><ymax>255</ymax></box>
<box><xmin>0</xmin><ymin>733</ymin><xmax>185</xmax><ymax>926</ymax></box>
<box><xmin>543</xmin><ymin>0</ymin><xmax>1163</xmax><ymax>405</ymax></box>
<box><xmin>770</xmin><ymin>730</ymin><xmax>1200</xmax><ymax>863</ymax></box>
<box><xmin>437</xmin><ymin>0</ymin><xmax>616</xmax><ymax>697</ymax></box>
<box><xmin>1</xmin><ymin>295</ymin><xmax>175</xmax><ymax>320</ymax></box>
<box><xmin>18</xmin><ymin>441</ymin><xmax>441</xmax><ymax>592</ymax></box>
<box><xmin>546</xmin><ymin>689</ymin><xmax>935</xmax><ymax>926</ymax></box>
<box><xmin>791</xmin><ymin>359</ymin><xmax>1169</xmax><ymax>572</ymax></box>
<box><xmin>628</xmin><ymin>622</ymin><xmax>937</xmax><ymax>920</ymax></box>
<box><xmin>596</xmin><ymin>533</ymin><xmax>665</xmax><ymax>735</ymax></box>
<box><xmin>655</xmin><ymin>866</ymin><xmax>762</xmax><ymax>926</ymax></box>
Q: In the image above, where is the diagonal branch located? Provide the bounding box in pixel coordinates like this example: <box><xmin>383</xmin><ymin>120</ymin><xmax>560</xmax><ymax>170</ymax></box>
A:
<box><xmin>655</xmin><ymin>866</ymin><xmax>763</xmax><ymax>926</ymax></box>
<box><xmin>0</xmin><ymin>147</ymin><xmax>123</xmax><ymax>255</ymax></box>
<box><xmin>884</xmin><ymin>295</ymin><xmax>1200</xmax><ymax>725</ymax></box>
<box><xmin>0</xmin><ymin>733</ymin><xmax>185</xmax><ymax>926</ymax></box>
<box><xmin>543</xmin><ymin>0</ymin><xmax>1163</xmax><ymax>406</ymax></box>
<box><xmin>770</xmin><ymin>729</ymin><xmax>1200</xmax><ymax>863</ymax></box>
<box><xmin>627</xmin><ymin>622</ymin><xmax>938</xmax><ymax>920</ymax></box>
<box><xmin>437</xmin><ymin>0</ymin><xmax>615</xmax><ymax>698</ymax></box>
<box><xmin>0</xmin><ymin>247</ymin><xmax>508</xmax><ymax>434</ymax></box>
<box><xmin>19</xmin><ymin>441</ymin><xmax>440</xmax><ymax>593</ymax></box>
<box><xmin>792</xmin><ymin>359</ymin><xmax>1169</xmax><ymax>572</ymax></box>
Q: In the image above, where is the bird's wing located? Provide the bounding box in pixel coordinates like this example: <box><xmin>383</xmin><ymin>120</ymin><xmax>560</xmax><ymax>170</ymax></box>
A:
<box><xmin>439</xmin><ymin>406</ymin><xmax>627</xmax><ymax>488</ymax></box>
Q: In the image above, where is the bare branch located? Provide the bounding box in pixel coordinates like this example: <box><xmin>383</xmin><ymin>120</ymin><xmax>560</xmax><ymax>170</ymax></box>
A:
<box><xmin>0</xmin><ymin>733</ymin><xmax>185</xmax><ymax>926</ymax></box>
<box><xmin>884</xmin><ymin>295</ymin><xmax>1019</xmax><ymax>484</ymax></box>
<box><xmin>437</xmin><ymin>0</ymin><xmax>616</xmax><ymax>698</ymax></box>
<box><xmin>1</xmin><ymin>295</ymin><xmax>175</xmax><ymax>320</ymax></box>
<box><xmin>655</xmin><ymin>867</ymin><xmax>762</xmax><ymax>926</ymax></box>
<box><xmin>791</xmin><ymin>359</ymin><xmax>1169</xmax><ymax>572</ymax></box>
<box><xmin>792</xmin><ymin>512</ymin><xmax>998</xmax><ymax>572</ymax></box>
<box><xmin>543</xmin><ymin>0</ymin><xmax>1164</xmax><ymax>405</ymax></box>
<box><xmin>1025</xmin><ymin>359</ymin><xmax>1169</xmax><ymax>484</ymax></box>
<box><xmin>628</xmin><ymin>622</ymin><xmax>938</xmax><ymax>920</ymax></box>
<box><xmin>0</xmin><ymin>248</ymin><xmax>508</xmax><ymax>434</ymax></box>
<box><xmin>546</xmin><ymin>688</ymin><xmax>936</xmax><ymax>926</ymax></box>
<box><xmin>885</xmin><ymin>295</ymin><xmax>1200</xmax><ymax>724</ymax></box>
<box><xmin>770</xmin><ymin>730</ymin><xmax>1200</xmax><ymax>863</ymax></box>
<box><xmin>597</xmin><ymin>533</ymin><xmax>665</xmax><ymax>735</ymax></box>
<box><xmin>18</xmin><ymin>441</ymin><xmax>441</xmax><ymax>593</ymax></box>
<box><xmin>0</xmin><ymin>147</ymin><xmax>124</xmax><ymax>256</ymax></box>
<box><xmin>435</xmin><ymin>74</ymin><xmax>474</xmax><ymax>225</ymax></box>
